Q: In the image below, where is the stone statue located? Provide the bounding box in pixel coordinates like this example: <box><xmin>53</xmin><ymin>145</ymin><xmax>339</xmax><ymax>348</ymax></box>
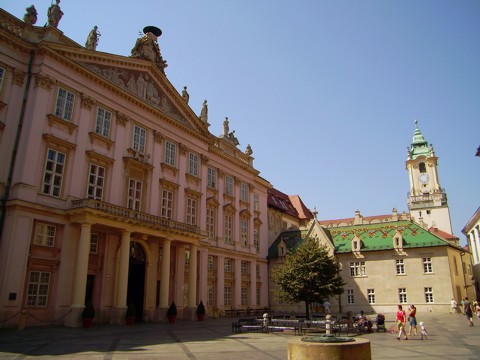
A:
<box><xmin>200</xmin><ymin>100</ymin><xmax>208</xmax><ymax>123</ymax></box>
<box><xmin>182</xmin><ymin>86</ymin><xmax>189</xmax><ymax>103</ymax></box>
<box><xmin>245</xmin><ymin>144</ymin><xmax>253</xmax><ymax>156</ymax></box>
<box><xmin>85</xmin><ymin>26</ymin><xmax>101</xmax><ymax>50</ymax></box>
<box><xmin>131</xmin><ymin>29</ymin><xmax>167</xmax><ymax>73</ymax></box>
<box><xmin>228</xmin><ymin>131</ymin><xmax>239</xmax><ymax>146</ymax></box>
<box><xmin>47</xmin><ymin>0</ymin><xmax>63</xmax><ymax>28</ymax></box>
<box><xmin>223</xmin><ymin>117</ymin><xmax>229</xmax><ymax>136</ymax></box>
<box><xmin>23</xmin><ymin>5</ymin><xmax>38</xmax><ymax>25</ymax></box>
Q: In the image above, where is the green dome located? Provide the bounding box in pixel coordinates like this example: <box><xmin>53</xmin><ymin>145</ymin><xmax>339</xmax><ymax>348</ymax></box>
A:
<box><xmin>409</xmin><ymin>120</ymin><xmax>431</xmax><ymax>159</ymax></box>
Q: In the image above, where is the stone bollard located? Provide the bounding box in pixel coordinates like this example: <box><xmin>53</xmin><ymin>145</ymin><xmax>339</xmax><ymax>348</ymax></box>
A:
<box><xmin>325</xmin><ymin>314</ymin><xmax>332</xmax><ymax>335</ymax></box>
<box><xmin>18</xmin><ymin>310</ymin><xmax>28</xmax><ymax>330</ymax></box>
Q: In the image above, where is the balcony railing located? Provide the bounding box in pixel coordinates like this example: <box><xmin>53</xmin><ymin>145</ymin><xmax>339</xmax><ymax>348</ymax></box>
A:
<box><xmin>70</xmin><ymin>198</ymin><xmax>200</xmax><ymax>234</ymax></box>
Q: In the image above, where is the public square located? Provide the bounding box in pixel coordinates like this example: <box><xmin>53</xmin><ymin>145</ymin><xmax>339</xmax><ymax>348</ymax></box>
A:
<box><xmin>0</xmin><ymin>311</ymin><xmax>479</xmax><ymax>359</ymax></box>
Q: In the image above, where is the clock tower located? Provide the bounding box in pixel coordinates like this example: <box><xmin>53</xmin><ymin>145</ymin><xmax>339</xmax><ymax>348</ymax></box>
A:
<box><xmin>406</xmin><ymin>121</ymin><xmax>453</xmax><ymax>234</ymax></box>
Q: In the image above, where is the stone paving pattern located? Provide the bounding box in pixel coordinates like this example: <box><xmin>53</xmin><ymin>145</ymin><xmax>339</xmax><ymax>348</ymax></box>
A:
<box><xmin>0</xmin><ymin>312</ymin><xmax>479</xmax><ymax>359</ymax></box>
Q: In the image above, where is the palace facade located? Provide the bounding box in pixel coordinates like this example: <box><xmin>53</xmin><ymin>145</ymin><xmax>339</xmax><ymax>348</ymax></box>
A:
<box><xmin>0</xmin><ymin>8</ymin><xmax>270</xmax><ymax>327</ymax></box>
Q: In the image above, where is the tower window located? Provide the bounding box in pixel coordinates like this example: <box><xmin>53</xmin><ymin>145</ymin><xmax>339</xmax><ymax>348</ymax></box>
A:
<box><xmin>419</xmin><ymin>162</ymin><xmax>426</xmax><ymax>173</ymax></box>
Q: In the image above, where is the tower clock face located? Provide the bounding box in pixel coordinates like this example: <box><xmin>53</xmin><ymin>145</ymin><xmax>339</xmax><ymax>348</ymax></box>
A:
<box><xmin>418</xmin><ymin>173</ymin><xmax>430</xmax><ymax>184</ymax></box>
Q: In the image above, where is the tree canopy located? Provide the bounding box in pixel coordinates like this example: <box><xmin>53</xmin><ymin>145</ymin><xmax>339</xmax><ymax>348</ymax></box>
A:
<box><xmin>271</xmin><ymin>237</ymin><xmax>345</xmax><ymax>319</ymax></box>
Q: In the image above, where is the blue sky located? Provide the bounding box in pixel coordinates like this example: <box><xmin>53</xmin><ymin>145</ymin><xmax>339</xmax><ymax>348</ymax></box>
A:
<box><xmin>3</xmin><ymin>1</ymin><xmax>479</xmax><ymax>243</ymax></box>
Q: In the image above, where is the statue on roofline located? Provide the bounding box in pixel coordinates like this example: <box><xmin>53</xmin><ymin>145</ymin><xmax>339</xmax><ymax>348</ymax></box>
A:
<box><xmin>85</xmin><ymin>26</ymin><xmax>101</xmax><ymax>50</ymax></box>
<box><xmin>131</xmin><ymin>26</ymin><xmax>167</xmax><ymax>74</ymax></box>
<box><xmin>47</xmin><ymin>0</ymin><xmax>63</xmax><ymax>28</ymax></box>
<box><xmin>23</xmin><ymin>5</ymin><xmax>38</xmax><ymax>25</ymax></box>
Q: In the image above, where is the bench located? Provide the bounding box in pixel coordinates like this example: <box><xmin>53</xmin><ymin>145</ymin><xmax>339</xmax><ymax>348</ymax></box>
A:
<box><xmin>232</xmin><ymin>318</ymin><xmax>261</xmax><ymax>333</ymax></box>
<box><xmin>267</xmin><ymin>319</ymin><xmax>303</xmax><ymax>335</ymax></box>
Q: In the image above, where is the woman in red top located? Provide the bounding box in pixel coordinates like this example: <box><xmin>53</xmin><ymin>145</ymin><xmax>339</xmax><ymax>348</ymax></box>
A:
<box><xmin>396</xmin><ymin>304</ymin><xmax>408</xmax><ymax>340</ymax></box>
<box><xmin>407</xmin><ymin>305</ymin><xmax>417</xmax><ymax>336</ymax></box>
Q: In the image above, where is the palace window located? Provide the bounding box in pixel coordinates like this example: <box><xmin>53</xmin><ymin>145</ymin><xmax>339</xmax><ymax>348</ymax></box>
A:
<box><xmin>95</xmin><ymin>107</ymin><xmax>112</xmax><ymax>138</ymax></box>
<box><xmin>241</xmin><ymin>287</ymin><xmax>248</xmax><ymax>306</ymax></box>
<box><xmin>224</xmin><ymin>213</ymin><xmax>233</xmax><ymax>244</ymax></box>
<box><xmin>164</xmin><ymin>140</ymin><xmax>176</xmax><ymax>166</ymax></box>
<box><xmin>207</xmin><ymin>285</ymin><xmax>215</xmax><ymax>306</ymax></box>
<box><xmin>54</xmin><ymin>87</ymin><xmax>75</xmax><ymax>121</ymax></box>
<box><xmin>241</xmin><ymin>261</ymin><xmax>249</xmax><ymax>275</ymax></box>
<box><xmin>224</xmin><ymin>258</ymin><xmax>233</xmax><ymax>272</ymax></box>
<box><xmin>424</xmin><ymin>287</ymin><xmax>434</xmax><ymax>303</ymax></box>
<box><xmin>34</xmin><ymin>223</ymin><xmax>56</xmax><ymax>247</ymax></box>
<box><xmin>206</xmin><ymin>207</ymin><xmax>216</xmax><ymax>240</ymax></box>
<box><xmin>87</xmin><ymin>163</ymin><xmax>105</xmax><ymax>200</ymax></box>
<box><xmin>188</xmin><ymin>152</ymin><xmax>199</xmax><ymax>177</ymax></box>
<box><xmin>41</xmin><ymin>148</ymin><xmax>65</xmax><ymax>197</ymax></box>
<box><xmin>160</xmin><ymin>189</ymin><xmax>174</xmax><ymax>219</ymax></box>
<box><xmin>225</xmin><ymin>175</ymin><xmax>234</xmax><ymax>196</ymax></box>
<box><xmin>240</xmin><ymin>182</ymin><xmax>249</xmax><ymax>202</ymax></box>
<box><xmin>240</xmin><ymin>219</ymin><xmax>248</xmax><ymax>247</ymax></box>
<box><xmin>347</xmin><ymin>289</ymin><xmax>354</xmax><ymax>304</ymax></box>
<box><xmin>185</xmin><ymin>249</ymin><xmax>190</xmax><ymax>266</ymax></box>
<box><xmin>132</xmin><ymin>125</ymin><xmax>146</xmax><ymax>152</ymax></box>
<box><xmin>253</xmin><ymin>193</ymin><xmax>259</xmax><ymax>211</ymax></box>
<box><xmin>256</xmin><ymin>264</ymin><xmax>260</xmax><ymax>277</ymax></box>
<box><xmin>224</xmin><ymin>286</ymin><xmax>232</xmax><ymax>306</ymax></box>
<box><xmin>256</xmin><ymin>287</ymin><xmax>261</xmax><ymax>306</ymax></box>
<box><xmin>26</xmin><ymin>271</ymin><xmax>50</xmax><ymax>307</ymax></box>
<box><xmin>253</xmin><ymin>228</ymin><xmax>259</xmax><ymax>252</ymax></box>
<box><xmin>207</xmin><ymin>167</ymin><xmax>216</xmax><ymax>188</ymax></box>
<box><xmin>208</xmin><ymin>255</ymin><xmax>215</xmax><ymax>271</ymax></box>
<box><xmin>127</xmin><ymin>178</ymin><xmax>142</xmax><ymax>211</ymax></box>
<box><xmin>398</xmin><ymin>288</ymin><xmax>407</xmax><ymax>304</ymax></box>
<box><xmin>186</xmin><ymin>196</ymin><xmax>197</xmax><ymax>225</ymax></box>
<box><xmin>349</xmin><ymin>261</ymin><xmax>366</xmax><ymax>277</ymax></box>
<box><xmin>396</xmin><ymin>259</ymin><xmax>405</xmax><ymax>275</ymax></box>
<box><xmin>90</xmin><ymin>233</ymin><xmax>99</xmax><ymax>254</ymax></box>
<box><xmin>423</xmin><ymin>257</ymin><xmax>433</xmax><ymax>273</ymax></box>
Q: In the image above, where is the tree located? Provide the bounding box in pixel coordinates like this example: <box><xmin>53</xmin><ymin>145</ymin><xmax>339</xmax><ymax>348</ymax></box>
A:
<box><xmin>271</xmin><ymin>237</ymin><xmax>345</xmax><ymax>319</ymax></box>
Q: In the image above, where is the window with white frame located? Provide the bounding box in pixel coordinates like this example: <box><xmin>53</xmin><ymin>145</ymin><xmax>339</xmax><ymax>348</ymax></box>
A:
<box><xmin>160</xmin><ymin>189</ymin><xmax>174</xmax><ymax>219</ymax></box>
<box><xmin>208</xmin><ymin>255</ymin><xmax>214</xmax><ymax>271</ymax></box>
<box><xmin>206</xmin><ymin>207</ymin><xmax>216</xmax><ymax>240</ymax></box>
<box><xmin>241</xmin><ymin>261</ymin><xmax>249</xmax><ymax>275</ymax></box>
<box><xmin>224</xmin><ymin>213</ymin><xmax>233</xmax><ymax>244</ymax></box>
<box><xmin>240</xmin><ymin>182</ymin><xmax>249</xmax><ymax>202</ymax></box>
<box><xmin>240</xmin><ymin>218</ymin><xmax>248</xmax><ymax>247</ymax></box>
<box><xmin>424</xmin><ymin>287</ymin><xmax>434</xmax><ymax>303</ymax></box>
<box><xmin>207</xmin><ymin>167</ymin><xmax>216</xmax><ymax>188</ymax></box>
<box><xmin>186</xmin><ymin>196</ymin><xmax>197</xmax><ymax>225</ymax></box>
<box><xmin>90</xmin><ymin>233</ymin><xmax>99</xmax><ymax>254</ymax></box>
<box><xmin>26</xmin><ymin>271</ymin><xmax>50</xmax><ymax>307</ymax></box>
<box><xmin>132</xmin><ymin>125</ymin><xmax>146</xmax><ymax>152</ymax></box>
<box><xmin>41</xmin><ymin>148</ymin><xmax>66</xmax><ymax>197</ymax></box>
<box><xmin>398</xmin><ymin>288</ymin><xmax>407</xmax><ymax>303</ymax></box>
<box><xmin>207</xmin><ymin>285</ymin><xmax>214</xmax><ymax>306</ymax></box>
<box><xmin>367</xmin><ymin>288</ymin><xmax>375</xmax><ymax>304</ymax></box>
<box><xmin>225</xmin><ymin>175</ymin><xmax>233</xmax><ymax>196</ymax></box>
<box><xmin>224</xmin><ymin>286</ymin><xmax>232</xmax><ymax>306</ymax></box>
<box><xmin>347</xmin><ymin>289</ymin><xmax>354</xmax><ymax>304</ymax></box>
<box><xmin>127</xmin><ymin>178</ymin><xmax>142</xmax><ymax>211</ymax></box>
<box><xmin>188</xmin><ymin>152</ymin><xmax>199</xmax><ymax>176</ymax></box>
<box><xmin>224</xmin><ymin>258</ymin><xmax>232</xmax><ymax>272</ymax></box>
<box><xmin>349</xmin><ymin>261</ymin><xmax>366</xmax><ymax>277</ymax></box>
<box><xmin>253</xmin><ymin>193</ymin><xmax>259</xmax><ymax>211</ymax></box>
<box><xmin>164</xmin><ymin>140</ymin><xmax>176</xmax><ymax>166</ymax></box>
<box><xmin>54</xmin><ymin>87</ymin><xmax>75</xmax><ymax>121</ymax></box>
<box><xmin>87</xmin><ymin>163</ymin><xmax>105</xmax><ymax>200</ymax></box>
<box><xmin>256</xmin><ymin>287</ymin><xmax>261</xmax><ymax>306</ymax></box>
<box><xmin>396</xmin><ymin>259</ymin><xmax>405</xmax><ymax>275</ymax></box>
<box><xmin>95</xmin><ymin>107</ymin><xmax>112</xmax><ymax>137</ymax></box>
<box><xmin>423</xmin><ymin>257</ymin><xmax>433</xmax><ymax>273</ymax></box>
<box><xmin>34</xmin><ymin>223</ymin><xmax>56</xmax><ymax>247</ymax></box>
<box><xmin>241</xmin><ymin>287</ymin><xmax>248</xmax><ymax>306</ymax></box>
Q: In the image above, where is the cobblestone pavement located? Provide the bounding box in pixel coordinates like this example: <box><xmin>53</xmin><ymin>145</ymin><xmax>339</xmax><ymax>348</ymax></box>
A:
<box><xmin>0</xmin><ymin>312</ymin><xmax>479</xmax><ymax>359</ymax></box>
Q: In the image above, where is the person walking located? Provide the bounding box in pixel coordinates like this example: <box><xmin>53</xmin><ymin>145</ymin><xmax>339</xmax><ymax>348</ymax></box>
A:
<box><xmin>450</xmin><ymin>298</ymin><xmax>458</xmax><ymax>314</ymax></box>
<box><xmin>407</xmin><ymin>304</ymin><xmax>417</xmax><ymax>336</ymax></box>
<box><xmin>396</xmin><ymin>304</ymin><xmax>408</xmax><ymax>340</ymax></box>
<box><xmin>463</xmin><ymin>297</ymin><xmax>474</xmax><ymax>326</ymax></box>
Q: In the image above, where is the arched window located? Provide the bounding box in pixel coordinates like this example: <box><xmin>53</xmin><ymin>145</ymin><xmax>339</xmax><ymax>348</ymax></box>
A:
<box><xmin>419</xmin><ymin>162</ymin><xmax>426</xmax><ymax>173</ymax></box>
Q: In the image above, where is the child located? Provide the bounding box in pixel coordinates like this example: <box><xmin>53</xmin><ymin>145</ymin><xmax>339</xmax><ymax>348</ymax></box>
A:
<box><xmin>419</xmin><ymin>321</ymin><xmax>428</xmax><ymax>340</ymax></box>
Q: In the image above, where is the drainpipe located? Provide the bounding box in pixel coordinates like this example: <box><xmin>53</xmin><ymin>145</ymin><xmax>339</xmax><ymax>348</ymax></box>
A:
<box><xmin>0</xmin><ymin>50</ymin><xmax>35</xmax><ymax>238</ymax></box>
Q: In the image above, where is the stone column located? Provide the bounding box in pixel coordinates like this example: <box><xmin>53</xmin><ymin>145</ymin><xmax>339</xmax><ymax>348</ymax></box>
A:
<box><xmin>109</xmin><ymin>230</ymin><xmax>130</xmax><ymax>324</ymax></box>
<box><xmin>65</xmin><ymin>223</ymin><xmax>91</xmax><ymax>327</ymax></box>
<box><xmin>188</xmin><ymin>244</ymin><xmax>198</xmax><ymax>307</ymax></box>
<box><xmin>175</xmin><ymin>246</ymin><xmax>186</xmax><ymax>311</ymax></box>
<box><xmin>198</xmin><ymin>248</ymin><xmax>209</xmax><ymax>305</ymax></box>
<box><xmin>216</xmin><ymin>255</ymin><xmax>225</xmax><ymax>309</ymax></box>
<box><xmin>159</xmin><ymin>238</ymin><xmax>171</xmax><ymax>308</ymax></box>
<box><xmin>234</xmin><ymin>259</ymin><xmax>242</xmax><ymax>308</ymax></box>
<box><xmin>250</xmin><ymin>260</ymin><xmax>257</xmax><ymax>307</ymax></box>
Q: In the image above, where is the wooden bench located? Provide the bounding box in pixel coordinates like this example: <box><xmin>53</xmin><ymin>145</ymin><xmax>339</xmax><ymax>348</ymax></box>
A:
<box><xmin>267</xmin><ymin>319</ymin><xmax>303</xmax><ymax>335</ymax></box>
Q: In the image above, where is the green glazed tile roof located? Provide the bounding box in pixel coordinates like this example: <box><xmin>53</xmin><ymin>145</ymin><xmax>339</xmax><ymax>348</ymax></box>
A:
<box><xmin>268</xmin><ymin>220</ymin><xmax>452</xmax><ymax>258</ymax></box>
<box><xmin>330</xmin><ymin>220</ymin><xmax>448</xmax><ymax>253</ymax></box>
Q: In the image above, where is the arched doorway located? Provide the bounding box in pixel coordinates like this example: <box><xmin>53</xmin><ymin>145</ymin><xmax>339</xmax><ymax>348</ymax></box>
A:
<box><xmin>127</xmin><ymin>241</ymin><xmax>146</xmax><ymax>322</ymax></box>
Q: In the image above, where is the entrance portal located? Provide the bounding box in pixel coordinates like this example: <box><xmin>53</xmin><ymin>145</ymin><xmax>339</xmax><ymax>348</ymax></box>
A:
<box><xmin>127</xmin><ymin>241</ymin><xmax>146</xmax><ymax>321</ymax></box>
